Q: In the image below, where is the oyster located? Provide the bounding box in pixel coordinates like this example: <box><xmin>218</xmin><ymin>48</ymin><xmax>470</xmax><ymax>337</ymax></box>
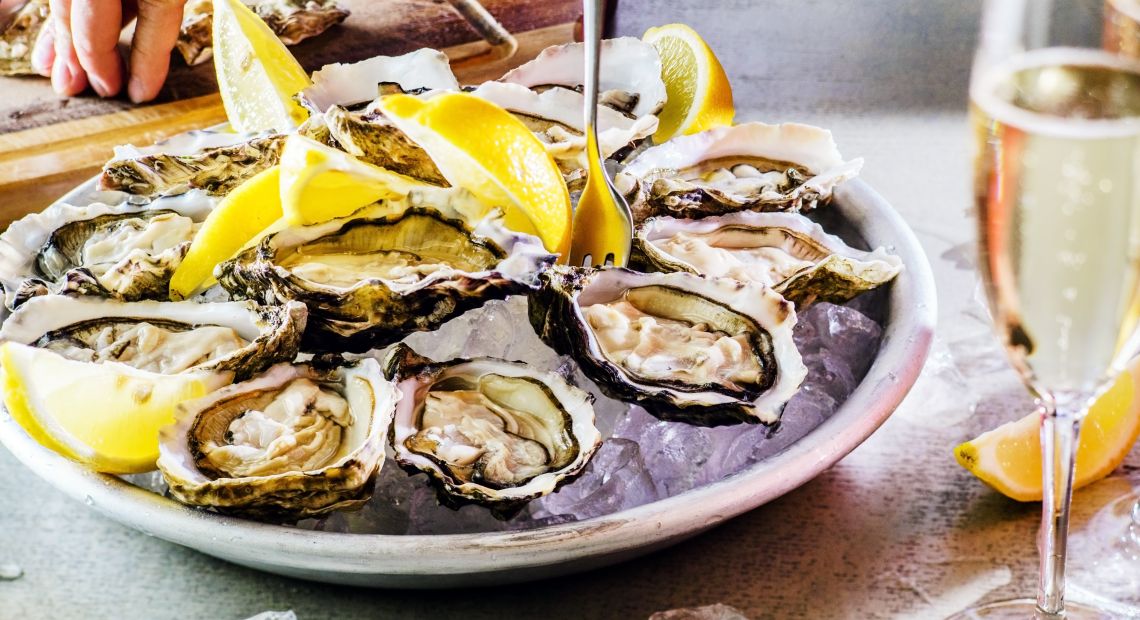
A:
<box><xmin>0</xmin><ymin>296</ymin><xmax>306</xmax><ymax>381</ymax></box>
<box><xmin>217</xmin><ymin>196</ymin><xmax>555</xmax><ymax>352</ymax></box>
<box><xmin>0</xmin><ymin>191</ymin><xmax>217</xmax><ymax>309</ymax></box>
<box><xmin>177</xmin><ymin>0</ymin><xmax>350</xmax><ymax>66</ymax></box>
<box><xmin>100</xmin><ymin>131</ymin><xmax>285</xmax><ymax>197</ymax></box>
<box><xmin>295</xmin><ymin>50</ymin><xmax>461</xmax><ymax>184</ymax></box>
<box><xmin>467</xmin><ymin>81</ymin><xmax>658</xmax><ymax>175</ymax></box>
<box><xmin>0</xmin><ymin>0</ymin><xmax>47</xmax><ymax>76</ymax></box>
<box><xmin>621</xmin><ymin>122</ymin><xmax>864</xmax><ymax>223</ymax></box>
<box><xmin>385</xmin><ymin>344</ymin><xmax>601</xmax><ymax>515</ymax></box>
<box><xmin>323</xmin><ymin>103</ymin><xmax>448</xmax><ymax>185</ymax></box>
<box><xmin>157</xmin><ymin>358</ymin><xmax>398</xmax><ymax>520</ymax></box>
<box><xmin>530</xmin><ymin>267</ymin><xmax>806</xmax><ymax>426</ymax></box>
<box><xmin>634</xmin><ymin>211</ymin><xmax>902</xmax><ymax>307</ymax></box>
<box><xmin>500</xmin><ymin>37</ymin><xmax>667</xmax><ymax>117</ymax></box>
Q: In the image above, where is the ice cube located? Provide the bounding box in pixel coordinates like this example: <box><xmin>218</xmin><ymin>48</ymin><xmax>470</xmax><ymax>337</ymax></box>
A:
<box><xmin>533</xmin><ymin>438</ymin><xmax>659</xmax><ymax>519</ymax></box>
<box><xmin>648</xmin><ymin>603</ymin><xmax>750</xmax><ymax>620</ymax></box>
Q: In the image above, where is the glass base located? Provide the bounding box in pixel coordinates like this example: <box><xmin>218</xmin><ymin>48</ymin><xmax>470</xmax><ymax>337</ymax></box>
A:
<box><xmin>1068</xmin><ymin>484</ymin><xmax>1140</xmax><ymax>617</ymax></box>
<box><xmin>944</xmin><ymin>598</ymin><xmax>1114</xmax><ymax>619</ymax></box>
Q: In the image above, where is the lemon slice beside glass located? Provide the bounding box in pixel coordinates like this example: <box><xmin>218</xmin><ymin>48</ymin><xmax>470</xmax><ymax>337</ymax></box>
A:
<box><xmin>955</xmin><ymin>359</ymin><xmax>1140</xmax><ymax>501</ymax></box>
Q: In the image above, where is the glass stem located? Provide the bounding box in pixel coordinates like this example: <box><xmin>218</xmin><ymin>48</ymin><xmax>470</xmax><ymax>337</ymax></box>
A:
<box><xmin>1037</xmin><ymin>394</ymin><xmax>1083</xmax><ymax>617</ymax></box>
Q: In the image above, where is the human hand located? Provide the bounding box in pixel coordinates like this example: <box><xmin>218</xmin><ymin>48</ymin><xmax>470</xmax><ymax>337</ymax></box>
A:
<box><xmin>29</xmin><ymin>0</ymin><xmax>187</xmax><ymax>102</ymax></box>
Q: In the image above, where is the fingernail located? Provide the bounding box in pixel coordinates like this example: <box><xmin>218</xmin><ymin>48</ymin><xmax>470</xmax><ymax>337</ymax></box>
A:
<box><xmin>127</xmin><ymin>75</ymin><xmax>146</xmax><ymax>103</ymax></box>
<box><xmin>51</xmin><ymin>58</ymin><xmax>73</xmax><ymax>95</ymax></box>
<box><xmin>31</xmin><ymin>32</ymin><xmax>53</xmax><ymax>76</ymax></box>
<box><xmin>89</xmin><ymin>74</ymin><xmax>112</xmax><ymax>98</ymax></box>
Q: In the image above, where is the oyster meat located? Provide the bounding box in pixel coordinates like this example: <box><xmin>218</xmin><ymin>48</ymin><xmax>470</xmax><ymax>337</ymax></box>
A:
<box><xmin>530</xmin><ymin>267</ymin><xmax>807</xmax><ymax>426</ymax></box>
<box><xmin>29</xmin><ymin>209</ymin><xmax>196</xmax><ymax>302</ymax></box>
<box><xmin>621</xmin><ymin>122</ymin><xmax>864</xmax><ymax>223</ymax></box>
<box><xmin>217</xmin><ymin>195</ymin><xmax>555</xmax><ymax>352</ymax></box>
<box><xmin>385</xmin><ymin>344</ymin><xmax>601</xmax><ymax>515</ymax></box>
<box><xmin>0</xmin><ymin>0</ymin><xmax>47</xmax><ymax>76</ymax></box>
<box><xmin>634</xmin><ymin>211</ymin><xmax>902</xmax><ymax>307</ymax></box>
<box><xmin>322</xmin><ymin>103</ymin><xmax>447</xmax><ymax>184</ymax></box>
<box><xmin>157</xmin><ymin>358</ymin><xmax>398</xmax><ymax>520</ymax></box>
<box><xmin>100</xmin><ymin>132</ymin><xmax>285</xmax><ymax>197</ymax></box>
<box><xmin>0</xmin><ymin>296</ymin><xmax>306</xmax><ymax>381</ymax></box>
<box><xmin>177</xmin><ymin>0</ymin><xmax>349</xmax><ymax>66</ymax></box>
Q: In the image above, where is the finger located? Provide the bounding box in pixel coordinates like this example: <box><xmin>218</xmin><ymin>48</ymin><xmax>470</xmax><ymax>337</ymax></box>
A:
<box><xmin>31</xmin><ymin>21</ymin><xmax>54</xmax><ymax>76</ymax></box>
<box><xmin>127</xmin><ymin>0</ymin><xmax>185</xmax><ymax>103</ymax></box>
<box><xmin>70</xmin><ymin>0</ymin><xmax>124</xmax><ymax>97</ymax></box>
<box><xmin>47</xmin><ymin>0</ymin><xmax>88</xmax><ymax>96</ymax></box>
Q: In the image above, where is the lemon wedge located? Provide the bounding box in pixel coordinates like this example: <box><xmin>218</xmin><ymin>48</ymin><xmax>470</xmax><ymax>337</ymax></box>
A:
<box><xmin>0</xmin><ymin>342</ymin><xmax>231</xmax><ymax>473</ymax></box>
<box><xmin>213</xmin><ymin>0</ymin><xmax>311</xmax><ymax>133</ymax></box>
<box><xmin>643</xmin><ymin>23</ymin><xmax>735</xmax><ymax>142</ymax></box>
<box><xmin>955</xmin><ymin>359</ymin><xmax>1140</xmax><ymax>501</ymax></box>
<box><xmin>169</xmin><ymin>166</ymin><xmax>284</xmax><ymax>300</ymax></box>
<box><xmin>279</xmin><ymin>135</ymin><xmax>425</xmax><ymax>226</ymax></box>
<box><xmin>374</xmin><ymin>92</ymin><xmax>572</xmax><ymax>256</ymax></box>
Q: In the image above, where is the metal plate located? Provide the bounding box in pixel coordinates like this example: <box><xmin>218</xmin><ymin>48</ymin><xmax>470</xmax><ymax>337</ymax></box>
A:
<box><xmin>0</xmin><ymin>178</ymin><xmax>936</xmax><ymax>588</ymax></box>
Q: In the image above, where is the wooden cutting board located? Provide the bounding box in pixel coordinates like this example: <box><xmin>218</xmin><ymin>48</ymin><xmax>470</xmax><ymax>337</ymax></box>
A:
<box><xmin>0</xmin><ymin>0</ymin><xmax>580</xmax><ymax>229</ymax></box>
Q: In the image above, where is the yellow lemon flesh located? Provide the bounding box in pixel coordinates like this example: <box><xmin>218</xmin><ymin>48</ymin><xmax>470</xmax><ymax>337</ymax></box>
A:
<box><xmin>643</xmin><ymin>23</ymin><xmax>735</xmax><ymax>143</ymax></box>
<box><xmin>279</xmin><ymin>135</ymin><xmax>425</xmax><ymax>226</ymax></box>
<box><xmin>955</xmin><ymin>359</ymin><xmax>1140</xmax><ymax>501</ymax></box>
<box><xmin>0</xmin><ymin>342</ymin><xmax>230</xmax><ymax>474</ymax></box>
<box><xmin>213</xmin><ymin>0</ymin><xmax>311</xmax><ymax>133</ymax></box>
<box><xmin>374</xmin><ymin>92</ymin><xmax>572</xmax><ymax>257</ymax></box>
<box><xmin>169</xmin><ymin>166</ymin><xmax>284</xmax><ymax>300</ymax></box>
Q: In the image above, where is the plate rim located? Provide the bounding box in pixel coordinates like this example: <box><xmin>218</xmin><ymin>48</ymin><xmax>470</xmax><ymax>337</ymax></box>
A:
<box><xmin>0</xmin><ymin>176</ymin><xmax>937</xmax><ymax>583</ymax></box>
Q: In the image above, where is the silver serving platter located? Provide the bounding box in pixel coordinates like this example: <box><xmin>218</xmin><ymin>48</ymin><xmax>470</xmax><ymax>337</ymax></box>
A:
<box><xmin>0</xmin><ymin>177</ymin><xmax>936</xmax><ymax>588</ymax></box>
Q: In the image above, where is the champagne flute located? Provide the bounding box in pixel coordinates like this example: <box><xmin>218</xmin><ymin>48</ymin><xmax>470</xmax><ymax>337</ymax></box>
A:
<box><xmin>952</xmin><ymin>1</ymin><xmax>1140</xmax><ymax>617</ymax></box>
<box><xmin>1054</xmin><ymin>2</ymin><xmax>1140</xmax><ymax>614</ymax></box>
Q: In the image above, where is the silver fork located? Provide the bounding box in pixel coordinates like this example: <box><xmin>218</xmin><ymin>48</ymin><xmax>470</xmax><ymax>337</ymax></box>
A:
<box><xmin>567</xmin><ymin>0</ymin><xmax>634</xmax><ymax>269</ymax></box>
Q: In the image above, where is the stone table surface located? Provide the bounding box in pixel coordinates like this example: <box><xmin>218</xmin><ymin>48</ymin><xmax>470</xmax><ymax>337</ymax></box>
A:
<box><xmin>2</xmin><ymin>1</ymin><xmax>1139</xmax><ymax>618</ymax></box>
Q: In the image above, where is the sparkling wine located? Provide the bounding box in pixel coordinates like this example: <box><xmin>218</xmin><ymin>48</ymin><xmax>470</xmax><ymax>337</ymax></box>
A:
<box><xmin>972</xmin><ymin>49</ymin><xmax>1140</xmax><ymax>394</ymax></box>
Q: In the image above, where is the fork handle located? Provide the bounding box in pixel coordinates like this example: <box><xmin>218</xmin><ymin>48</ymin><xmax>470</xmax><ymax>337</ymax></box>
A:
<box><xmin>582</xmin><ymin>0</ymin><xmax>603</xmax><ymax>140</ymax></box>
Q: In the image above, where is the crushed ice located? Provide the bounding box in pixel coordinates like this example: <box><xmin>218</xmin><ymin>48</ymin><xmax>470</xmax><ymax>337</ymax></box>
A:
<box><xmin>120</xmin><ymin>294</ymin><xmax>884</xmax><ymax>534</ymax></box>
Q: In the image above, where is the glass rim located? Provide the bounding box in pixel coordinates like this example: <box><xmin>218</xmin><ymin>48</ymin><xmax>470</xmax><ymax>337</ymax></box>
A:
<box><xmin>971</xmin><ymin>46</ymin><xmax>1140</xmax><ymax>139</ymax></box>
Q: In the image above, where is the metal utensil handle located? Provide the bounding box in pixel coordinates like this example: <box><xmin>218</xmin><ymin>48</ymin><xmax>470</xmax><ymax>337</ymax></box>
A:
<box><xmin>443</xmin><ymin>0</ymin><xmax>519</xmax><ymax>64</ymax></box>
<box><xmin>583</xmin><ymin>0</ymin><xmax>603</xmax><ymax>140</ymax></box>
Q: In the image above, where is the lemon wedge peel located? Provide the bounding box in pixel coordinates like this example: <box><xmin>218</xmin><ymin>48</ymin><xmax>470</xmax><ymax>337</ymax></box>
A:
<box><xmin>213</xmin><ymin>0</ymin><xmax>312</xmax><ymax>134</ymax></box>
<box><xmin>374</xmin><ymin>93</ymin><xmax>572</xmax><ymax>257</ymax></box>
<box><xmin>643</xmin><ymin>23</ymin><xmax>735</xmax><ymax>143</ymax></box>
<box><xmin>955</xmin><ymin>359</ymin><xmax>1140</xmax><ymax>502</ymax></box>
<box><xmin>169</xmin><ymin>165</ymin><xmax>284</xmax><ymax>300</ymax></box>
<box><xmin>0</xmin><ymin>342</ymin><xmax>231</xmax><ymax>474</ymax></box>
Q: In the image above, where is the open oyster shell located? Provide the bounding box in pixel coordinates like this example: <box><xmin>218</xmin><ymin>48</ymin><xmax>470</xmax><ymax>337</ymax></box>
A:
<box><xmin>385</xmin><ymin>344</ymin><xmax>601</xmax><ymax>516</ymax></box>
<box><xmin>177</xmin><ymin>0</ymin><xmax>349</xmax><ymax>66</ymax></box>
<box><xmin>0</xmin><ymin>0</ymin><xmax>48</xmax><ymax>76</ymax></box>
<box><xmin>621</xmin><ymin>122</ymin><xmax>864</xmax><ymax>223</ymax></box>
<box><xmin>500</xmin><ymin>37</ymin><xmax>667</xmax><ymax>117</ymax></box>
<box><xmin>100</xmin><ymin>130</ymin><xmax>285</xmax><ymax>197</ymax></box>
<box><xmin>0</xmin><ymin>296</ymin><xmax>305</xmax><ymax>382</ymax></box>
<box><xmin>299</xmin><ymin>48</ymin><xmax>460</xmax><ymax>113</ymax></box>
<box><xmin>0</xmin><ymin>192</ymin><xmax>216</xmax><ymax>308</ymax></box>
<box><xmin>530</xmin><ymin>267</ymin><xmax>807</xmax><ymax>426</ymax></box>
<box><xmin>633</xmin><ymin>211</ymin><xmax>902</xmax><ymax>308</ymax></box>
<box><xmin>157</xmin><ymin>358</ymin><xmax>398</xmax><ymax>521</ymax></box>
<box><xmin>217</xmin><ymin>196</ymin><xmax>555</xmax><ymax>352</ymax></box>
